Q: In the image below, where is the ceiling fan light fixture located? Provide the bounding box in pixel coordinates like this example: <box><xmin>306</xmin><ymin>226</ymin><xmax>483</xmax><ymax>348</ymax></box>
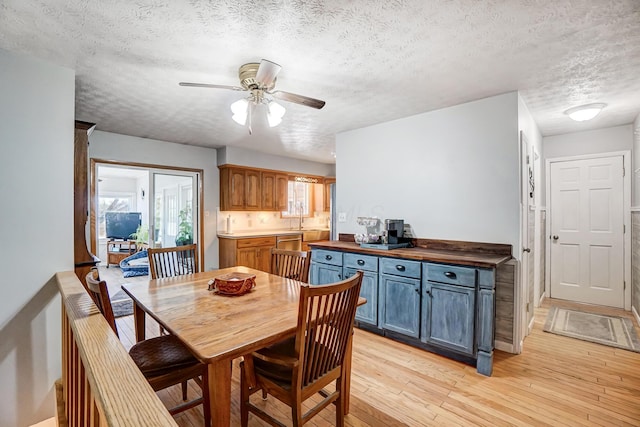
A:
<box><xmin>564</xmin><ymin>103</ymin><xmax>606</xmax><ymax>122</ymax></box>
<box><xmin>267</xmin><ymin>101</ymin><xmax>286</xmax><ymax>127</ymax></box>
<box><xmin>230</xmin><ymin>98</ymin><xmax>248</xmax><ymax>125</ymax></box>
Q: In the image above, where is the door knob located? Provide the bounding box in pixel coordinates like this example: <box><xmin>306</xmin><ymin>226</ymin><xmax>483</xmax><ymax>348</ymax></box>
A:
<box><xmin>552</xmin><ymin>235</ymin><xmax>559</xmax><ymax>241</ymax></box>
<box><xmin>523</xmin><ymin>248</ymin><xmax>531</xmax><ymax>253</ymax></box>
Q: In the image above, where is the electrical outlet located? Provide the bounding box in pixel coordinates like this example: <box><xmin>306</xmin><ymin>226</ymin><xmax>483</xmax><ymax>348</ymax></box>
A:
<box><xmin>338</xmin><ymin>212</ymin><xmax>347</xmax><ymax>222</ymax></box>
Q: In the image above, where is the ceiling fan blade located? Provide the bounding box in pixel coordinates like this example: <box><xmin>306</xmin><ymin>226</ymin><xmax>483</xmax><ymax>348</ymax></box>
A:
<box><xmin>271</xmin><ymin>90</ymin><xmax>326</xmax><ymax>109</ymax></box>
<box><xmin>179</xmin><ymin>82</ymin><xmax>245</xmax><ymax>91</ymax></box>
<box><xmin>255</xmin><ymin>59</ymin><xmax>282</xmax><ymax>88</ymax></box>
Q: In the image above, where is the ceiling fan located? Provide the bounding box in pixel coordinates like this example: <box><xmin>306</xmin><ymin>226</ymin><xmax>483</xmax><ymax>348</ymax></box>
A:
<box><xmin>179</xmin><ymin>59</ymin><xmax>325</xmax><ymax>134</ymax></box>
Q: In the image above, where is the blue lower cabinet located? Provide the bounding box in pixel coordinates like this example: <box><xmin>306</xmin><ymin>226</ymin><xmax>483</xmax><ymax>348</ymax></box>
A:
<box><xmin>379</xmin><ymin>273</ymin><xmax>421</xmax><ymax>338</ymax></box>
<box><xmin>421</xmin><ymin>281</ymin><xmax>476</xmax><ymax>355</ymax></box>
<box><xmin>309</xmin><ymin>262</ymin><xmax>342</xmax><ymax>285</ymax></box>
<box><xmin>344</xmin><ymin>267</ymin><xmax>378</xmax><ymax>326</ymax></box>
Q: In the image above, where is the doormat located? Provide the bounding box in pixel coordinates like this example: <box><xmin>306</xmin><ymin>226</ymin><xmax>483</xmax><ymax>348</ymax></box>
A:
<box><xmin>110</xmin><ymin>290</ymin><xmax>133</xmax><ymax>318</ymax></box>
<box><xmin>543</xmin><ymin>306</ymin><xmax>640</xmax><ymax>353</ymax></box>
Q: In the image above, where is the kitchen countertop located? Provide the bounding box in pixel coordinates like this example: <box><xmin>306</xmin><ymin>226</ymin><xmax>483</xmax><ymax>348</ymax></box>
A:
<box><xmin>308</xmin><ymin>240</ymin><xmax>512</xmax><ymax>269</ymax></box>
<box><xmin>217</xmin><ymin>228</ymin><xmax>329</xmax><ymax>239</ymax></box>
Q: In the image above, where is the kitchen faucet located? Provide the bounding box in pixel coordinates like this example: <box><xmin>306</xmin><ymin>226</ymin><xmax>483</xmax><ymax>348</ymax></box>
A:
<box><xmin>298</xmin><ymin>202</ymin><xmax>304</xmax><ymax>230</ymax></box>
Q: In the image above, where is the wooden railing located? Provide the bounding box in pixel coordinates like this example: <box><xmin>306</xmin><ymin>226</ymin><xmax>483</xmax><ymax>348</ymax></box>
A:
<box><xmin>56</xmin><ymin>271</ymin><xmax>177</xmax><ymax>427</ymax></box>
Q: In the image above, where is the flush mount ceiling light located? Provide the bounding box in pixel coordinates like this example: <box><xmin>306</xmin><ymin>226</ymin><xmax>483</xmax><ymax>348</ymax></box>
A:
<box><xmin>179</xmin><ymin>59</ymin><xmax>325</xmax><ymax>135</ymax></box>
<box><xmin>564</xmin><ymin>103</ymin><xmax>606</xmax><ymax>122</ymax></box>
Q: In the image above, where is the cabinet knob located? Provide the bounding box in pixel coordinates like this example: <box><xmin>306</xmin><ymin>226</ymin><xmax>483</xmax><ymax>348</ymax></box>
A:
<box><xmin>326</xmin><ymin>255</ymin><xmax>332</xmax><ymax>260</ymax></box>
<box><xmin>552</xmin><ymin>235</ymin><xmax>559</xmax><ymax>241</ymax></box>
<box><xmin>444</xmin><ymin>271</ymin><xmax>457</xmax><ymax>279</ymax></box>
<box><xmin>415</xmin><ymin>288</ymin><xmax>420</xmax><ymax>294</ymax></box>
<box><xmin>357</xmin><ymin>259</ymin><xmax>365</xmax><ymax>266</ymax></box>
<box><xmin>425</xmin><ymin>290</ymin><xmax>431</xmax><ymax>296</ymax></box>
<box><xmin>396</xmin><ymin>265</ymin><xmax>406</xmax><ymax>271</ymax></box>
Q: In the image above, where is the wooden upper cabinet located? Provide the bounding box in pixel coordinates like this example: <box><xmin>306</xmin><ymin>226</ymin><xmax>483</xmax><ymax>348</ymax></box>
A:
<box><xmin>275</xmin><ymin>174</ymin><xmax>288</xmax><ymax>211</ymax></box>
<box><xmin>220</xmin><ymin>166</ymin><xmax>246</xmax><ymax>211</ymax></box>
<box><xmin>220</xmin><ymin>165</ymin><xmax>261</xmax><ymax>211</ymax></box>
<box><xmin>261</xmin><ymin>172</ymin><xmax>276</xmax><ymax>210</ymax></box>
<box><xmin>245</xmin><ymin>169</ymin><xmax>261</xmax><ymax>210</ymax></box>
<box><xmin>262</xmin><ymin>172</ymin><xmax>289</xmax><ymax>211</ymax></box>
<box><xmin>324</xmin><ymin>178</ymin><xmax>335</xmax><ymax>212</ymax></box>
<box><xmin>229</xmin><ymin>169</ymin><xmax>246</xmax><ymax>209</ymax></box>
<box><xmin>220</xmin><ymin>164</ymin><xmax>323</xmax><ymax>212</ymax></box>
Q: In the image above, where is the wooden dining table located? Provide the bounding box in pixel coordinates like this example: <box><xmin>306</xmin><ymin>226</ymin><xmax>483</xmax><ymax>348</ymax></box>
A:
<box><xmin>121</xmin><ymin>266</ymin><xmax>363</xmax><ymax>427</ymax></box>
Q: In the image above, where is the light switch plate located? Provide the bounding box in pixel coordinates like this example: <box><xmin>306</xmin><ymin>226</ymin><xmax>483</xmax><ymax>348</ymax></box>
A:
<box><xmin>338</xmin><ymin>212</ymin><xmax>347</xmax><ymax>222</ymax></box>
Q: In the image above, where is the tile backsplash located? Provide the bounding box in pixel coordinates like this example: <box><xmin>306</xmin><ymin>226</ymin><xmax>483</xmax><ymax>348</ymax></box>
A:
<box><xmin>217</xmin><ymin>210</ymin><xmax>330</xmax><ymax>234</ymax></box>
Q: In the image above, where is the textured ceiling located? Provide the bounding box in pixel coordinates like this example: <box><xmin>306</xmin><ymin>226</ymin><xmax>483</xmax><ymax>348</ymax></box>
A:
<box><xmin>1</xmin><ymin>1</ymin><xmax>639</xmax><ymax>164</ymax></box>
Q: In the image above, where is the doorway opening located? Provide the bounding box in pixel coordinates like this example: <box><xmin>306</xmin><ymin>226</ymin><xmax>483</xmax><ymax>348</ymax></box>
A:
<box><xmin>90</xmin><ymin>159</ymin><xmax>203</xmax><ymax>270</ymax></box>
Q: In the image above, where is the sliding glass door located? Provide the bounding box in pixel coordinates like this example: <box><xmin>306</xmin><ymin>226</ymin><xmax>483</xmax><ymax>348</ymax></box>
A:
<box><xmin>149</xmin><ymin>171</ymin><xmax>199</xmax><ymax>251</ymax></box>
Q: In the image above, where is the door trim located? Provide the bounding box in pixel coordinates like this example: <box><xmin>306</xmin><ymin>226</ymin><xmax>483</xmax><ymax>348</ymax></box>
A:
<box><xmin>545</xmin><ymin>151</ymin><xmax>631</xmax><ymax>311</ymax></box>
<box><xmin>90</xmin><ymin>158</ymin><xmax>205</xmax><ymax>268</ymax></box>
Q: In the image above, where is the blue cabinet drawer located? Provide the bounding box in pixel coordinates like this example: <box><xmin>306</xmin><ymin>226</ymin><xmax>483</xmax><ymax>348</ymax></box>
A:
<box><xmin>380</xmin><ymin>257</ymin><xmax>421</xmax><ymax>279</ymax></box>
<box><xmin>311</xmin><ymin>249</ymin><xmax>343</xmax><ymax>266</ymax></box>
<box><xmin>424</xmin><ymin>263</ymin><xmax>476</xmax><ymax>287</ymax></box>
<box><xmin>344</xmin><ymin>252</ymin><xmax>378</xmax><ymax>272</ymax></box>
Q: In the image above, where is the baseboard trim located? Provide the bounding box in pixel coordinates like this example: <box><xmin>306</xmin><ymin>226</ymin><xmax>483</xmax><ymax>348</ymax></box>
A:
<box><xmin>538</xmin><ymin>292</ymin><xmax>546</xmax><ymax>306</ymax></box>
<box><xmin>495</xmin><ymin>340</ymin><xmax>515</xmax><ymax>354</ymax></box>
<box><xmin>528</xmin><ymin>314</ymin><xmax>536</xmax><ymax>333</ymax></box>
<box><xmin>633</xmin><ymin>306</ymin><xmax>640</xmax><ymax>327</ymax></box>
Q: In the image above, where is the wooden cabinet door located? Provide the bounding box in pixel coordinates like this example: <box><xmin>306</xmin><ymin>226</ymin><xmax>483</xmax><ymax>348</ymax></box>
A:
<box><xmin>245</xmin><ymin>169</ymin><xmax>261</xmax><ymax>210</ymax></box>
<box><xmin>275</xmin><ymin>174</ymin><xmax>289</xmax><ymax>211</ymax></box>
<box><xmin>421</xmin><ymin>282</ymin><xmax>475</xmax><ymax>355</ymax></box>
<box><xmin>345</xmin><ymin>267</ymin><xmax>378</xmax><ymax>326</ymax></box>
<box><xmin>379</xmin><ymin>274</ymin><xmax>421</xmax><ymax>338</ymax></box>
<box><xmin>261</xmin><ymin>172</ymin><xmax>276</xmax><ymax>211</ymax></box>
<box><xmin>228</xmin><ymin>168</ymin><xmax>246</xmax><ymax>210</ymax></box>
<box><xmin>236</xmin><ymin>247</ymin><xmax>258</xmax><ymax>269</ymax></box>
<box><xmin>255</xmin><ymin>246</ymin><xmax>272</xmax><ymax>273</ymax></box>
<box><xmin>323</xmin><ymin>178</ymin><xmax>335</xmax><ymax>212</ymax></box>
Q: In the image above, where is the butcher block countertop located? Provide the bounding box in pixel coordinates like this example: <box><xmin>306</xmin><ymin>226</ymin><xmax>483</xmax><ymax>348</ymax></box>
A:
<box><xmin>308</xmin><ymin>239</ymin><xmax>512</xmax><ymax>269</ymax></box>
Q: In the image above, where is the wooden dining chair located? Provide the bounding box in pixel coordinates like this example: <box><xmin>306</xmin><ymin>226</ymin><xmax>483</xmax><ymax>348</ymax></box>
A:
<box><xmin>240</xmin><ymin>271</ymin><xmax>364</xmax><ymax>427</ymax></box>
<box><xmin>270</xmin><ymin>248</ymin><xmax>311</xmax><ymax>282</ymax></box>
<box><xmin>148</xmin><ymin>244</ymin><xmax>199</xmax><ymax>279</ymax></box>
<box><xmin>85</xmin><ymin>268</ymin><xmax>211</xmax><ymax>427</ymax></box>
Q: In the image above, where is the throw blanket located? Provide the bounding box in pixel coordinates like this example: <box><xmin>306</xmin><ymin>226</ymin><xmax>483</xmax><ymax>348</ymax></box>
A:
<box><xmin>120</xmin><ymin>250</ymin><xmax>149</xmax><ymax>277</ymax></box>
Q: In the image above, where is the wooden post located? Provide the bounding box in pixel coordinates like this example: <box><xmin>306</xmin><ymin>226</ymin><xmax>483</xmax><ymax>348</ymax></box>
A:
<box><xmin>74</xmin><ymin>121</ymin><xmax>99</xmax><ymax>288</ymax></box>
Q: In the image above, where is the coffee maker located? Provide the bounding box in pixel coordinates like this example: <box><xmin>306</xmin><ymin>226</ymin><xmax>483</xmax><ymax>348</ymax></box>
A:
<box><xmin>384</xmin><ymin>219</ymin><xmax>404</xmax><ymax>244</ymax></box>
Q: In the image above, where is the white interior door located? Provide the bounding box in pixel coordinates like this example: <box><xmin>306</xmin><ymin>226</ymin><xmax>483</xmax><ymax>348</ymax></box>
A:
<box><xmin>519</xmin><ymin>132</ymin><xmax>534</xmax><ymax>340</ymax></box>
<box><xmin>549</xmin><ymin>156</ymin><xmax>624</xmax><ymax>308</ymax></box>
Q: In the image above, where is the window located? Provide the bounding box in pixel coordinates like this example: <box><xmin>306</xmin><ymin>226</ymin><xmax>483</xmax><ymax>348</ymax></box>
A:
<box><xmin>282</xmin><ymin>181</ymin><xmax>311</xmax><ymax>217</ymax></box>
<box><xmin>98</xmin><ymin>193</ymin><xmax>135</xmax><ymax>238</ymax></box>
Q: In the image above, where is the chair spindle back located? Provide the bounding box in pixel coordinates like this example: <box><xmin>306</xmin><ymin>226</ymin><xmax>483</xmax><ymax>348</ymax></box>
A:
<box><xmin>270</xmin><ymin>248</ymin><xmax>311</xmax><ymax>282</ymax></box>
<box><xmin>148</xmin><ymin>244</ymin><xmax>199</xmax><ymax>279</ymax></box>
<box><xmin>85</xmin><ymin>268</ymin><xmax>119</xmax><ymax>337</ymax></box>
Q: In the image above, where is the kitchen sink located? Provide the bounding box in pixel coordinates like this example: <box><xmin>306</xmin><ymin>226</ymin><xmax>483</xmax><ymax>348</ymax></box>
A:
<box><xmin>302</xmin><ymin>229</ymin><xmax>330</xmax><ymax>242</ymax></box>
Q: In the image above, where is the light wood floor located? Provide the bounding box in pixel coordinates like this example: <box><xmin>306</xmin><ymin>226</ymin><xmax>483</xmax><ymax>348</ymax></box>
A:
<box><xmin>101</xmin><ymin>266</ymin><xmax>640</xmax><ymax>427</ymax></box>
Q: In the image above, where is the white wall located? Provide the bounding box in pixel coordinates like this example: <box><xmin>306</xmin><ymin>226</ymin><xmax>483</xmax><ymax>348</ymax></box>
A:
<box><xmin>543</xmin><ymin>125</ymin><xmax>633</xmax><ymax>160</ymax></box>
<box><xmin>336</xmin><ymin>92</ymin><xmax>520</xmax><ymax>253</ymax></box>
<box><xmin>518</xmin><ymin>94</ymin><xmax>544</xmax><ymax>204</ymax></box>
<box><xmin>218</xmin><ymin>145</ymin><xmax>336</xmax><ymax>176</ymax></box>
<box><xmin>633</xmin><ymin>116</ymin><xmax>640</xmax><ymax>207</ymax></box>
<box><xmin>89</xmin><ymin>131</ymin><xmax>220</xmax><ymax>270</ymax></box>
<box><xmin>0</xmin><ymin>50</ymin><xmax>75</xmax><ymax>427</ymax></box>
<box><xmin>632</xmin><ymin>113</ymin><xmax>640</xmax><ymax>315</ymax></box>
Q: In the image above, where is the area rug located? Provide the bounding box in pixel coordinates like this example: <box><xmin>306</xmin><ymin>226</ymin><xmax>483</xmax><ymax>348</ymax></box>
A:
<box><xmin>543</xmin><ymin>306</ymin><xmax>640</xmax><ymax>353</ymax></box>
<box><xmin>110</xmin><ymin>290</ymin><xmax>133</xmax><ymax>318</ymax></box>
